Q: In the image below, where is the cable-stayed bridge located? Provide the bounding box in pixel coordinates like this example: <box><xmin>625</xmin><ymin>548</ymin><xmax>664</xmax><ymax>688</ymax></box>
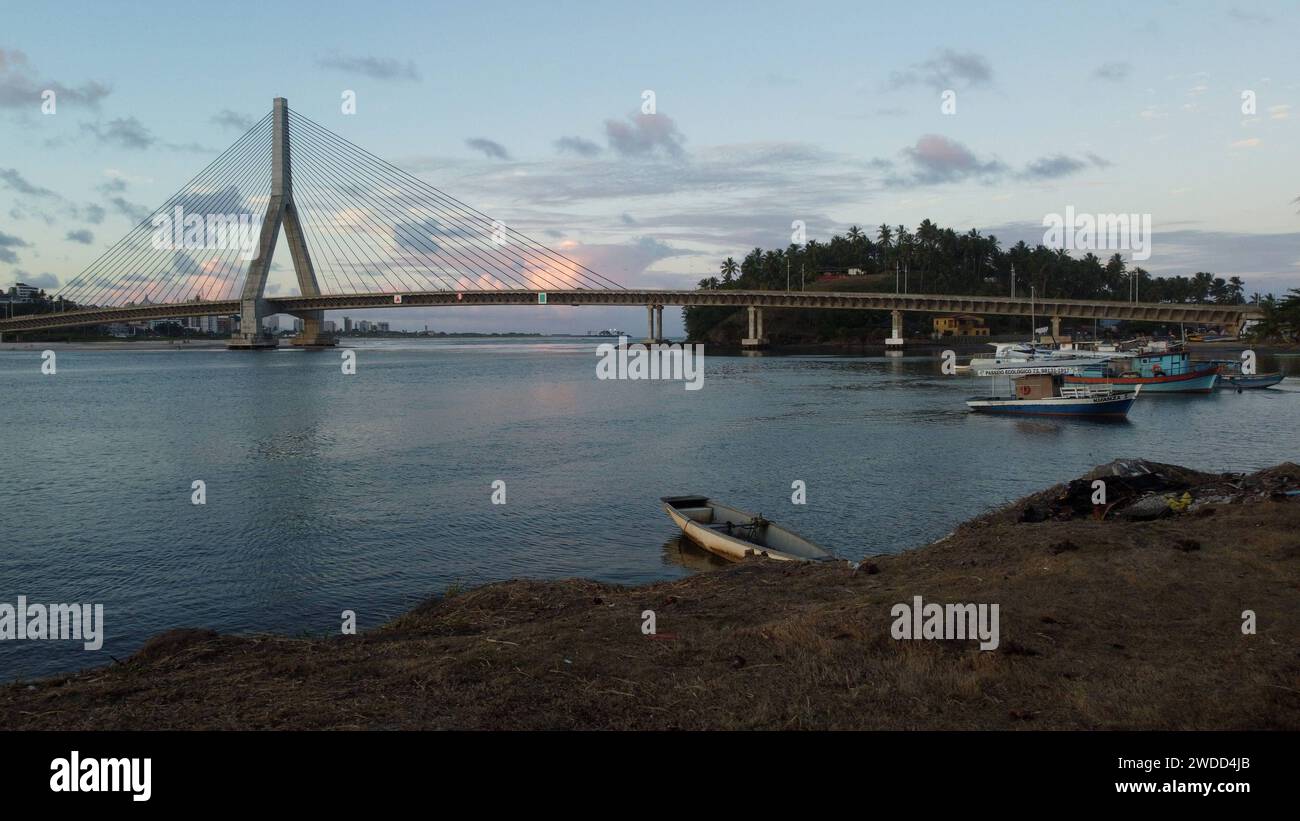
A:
<box><xmin>0</xmin><ymin>98</ymin><xmax>1260</xmax><ymax>347</ymax></box>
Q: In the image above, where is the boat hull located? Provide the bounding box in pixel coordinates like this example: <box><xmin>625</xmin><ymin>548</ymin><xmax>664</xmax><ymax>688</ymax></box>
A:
<box><xmin>1217</xmin><ymin>372</ymin><xmax>1284</xmax><ymax>389</ymax></box>
<box><xmin>965</xmin><ymin>394</ymin><xmax>1136</xmax><ymax>418</ymax></box>
<box><xmin>660</xmin><ymin>497</ymin><xmax>832</xmax><ymax>563</ymax></box>
<box><xmin>1064</xmin><ymin>371</ymin><xmax>1218</xmax><ymax>393</ymax></box>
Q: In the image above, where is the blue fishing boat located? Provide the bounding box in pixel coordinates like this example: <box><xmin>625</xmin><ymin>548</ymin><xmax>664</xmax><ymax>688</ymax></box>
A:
<box><xmin>1064</xmin><ymin>344</ymin><xmax>1218</xmax><ymax>393</ymax></box>
<box><xmin>967</xmin><ymin>369</ymin><xmax>1139</xmax><ymax>419</ymax></box>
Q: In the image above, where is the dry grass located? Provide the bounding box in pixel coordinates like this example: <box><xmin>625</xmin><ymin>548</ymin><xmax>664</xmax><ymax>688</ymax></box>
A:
<box><xmin>3</xmin><ymin>464</ymin><xmax>1298</xmax><ymax>730</ymax></box>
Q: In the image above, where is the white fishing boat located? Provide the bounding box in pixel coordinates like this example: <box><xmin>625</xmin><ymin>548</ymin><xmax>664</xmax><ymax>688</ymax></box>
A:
<box><xmin>966</xmin><ymin>342</ymin><xmax>1115</xmax><ymax>374</ymax></box>
<box><xmin>661</xmin><ymin>496</ymin><xmax>833</xmax><ymax>562</ymax></box>
<box><xmin>966</xmin><ymin>367</ymin><xmax>1140</xmax><ymax>419</ymax></box>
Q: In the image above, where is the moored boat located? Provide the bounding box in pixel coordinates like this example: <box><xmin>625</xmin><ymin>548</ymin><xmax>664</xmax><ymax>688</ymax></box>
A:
<box><xmin>967</xmin><ymin>342</ymin><xmax>1115</xmax><ymax>374</ymax></box>
<box><xmin>660</xmin><ymin>496</ymin><xmax>834</xmax><ymax>562</ymax></box>
<box><xmin>1201</xmin><ymin>360</ymin><xmax>1285</xmax><ymax>390</ymax></box>
<box><xmin>966</xmin><ymin>369</ymin><xmax>1139</xmax><ymax>418</ymax></box>
<box><xmin>1064</xmin><ymin>345</ymin><xmax>1218</xmax><ymax>393</ymax></box>
<box><xmin>1219</xmin><ymin>372</ymin><xmax>1285</xmax><ymax>390</ymax></box>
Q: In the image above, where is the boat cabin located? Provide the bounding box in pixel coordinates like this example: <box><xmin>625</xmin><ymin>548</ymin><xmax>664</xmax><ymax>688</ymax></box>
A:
<box><xmin>1012</xmin><ymin>373</ymin><xmax>1055</xmax><ymax>399</ymax></box>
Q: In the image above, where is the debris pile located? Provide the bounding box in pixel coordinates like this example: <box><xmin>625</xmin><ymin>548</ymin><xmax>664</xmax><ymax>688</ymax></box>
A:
<box><xmin>1016</xmin><ymin>459</ymin><xmax>1300</xmax><ymax>523</ymax></box>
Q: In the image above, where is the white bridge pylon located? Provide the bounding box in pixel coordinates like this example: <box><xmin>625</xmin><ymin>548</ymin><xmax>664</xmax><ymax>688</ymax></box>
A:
<box><xmin>229</xmin><ymin>97</ymin><xmax>329</xmax><ymax>349</ymax></box>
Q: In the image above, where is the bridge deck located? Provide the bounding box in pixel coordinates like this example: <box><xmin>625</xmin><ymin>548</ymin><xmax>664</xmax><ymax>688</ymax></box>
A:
<box><xmin>0</xmin><ymin>289</ymin><xmax>1259</xmax><ymax>334</ymax></box>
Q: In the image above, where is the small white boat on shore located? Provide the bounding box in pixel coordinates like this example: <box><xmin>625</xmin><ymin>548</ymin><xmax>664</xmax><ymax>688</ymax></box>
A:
<box><xmin>661</xmin><ymin>496</ymin><xmax>834</xmax><ymax>562</ymax></box>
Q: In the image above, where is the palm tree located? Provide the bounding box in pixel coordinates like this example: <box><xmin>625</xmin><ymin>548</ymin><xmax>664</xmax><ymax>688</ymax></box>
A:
<box><xmin>719</xmin><ymin>257</ymin><xmax>739</xmax><ymax>284</ymax></box>
<box><xmin>1227</xmin><ymin>276</ymin><xmax>1245</xmax><ymax>304</ymax></box>
<box><xmin>877</xmin><ymin>224</ymin><xmax>893</xmax><ymax>271</ymax></box>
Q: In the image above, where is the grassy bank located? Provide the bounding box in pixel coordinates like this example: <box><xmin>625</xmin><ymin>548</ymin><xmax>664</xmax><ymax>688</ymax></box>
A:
<box><xmin>4</xmin><ymin>461</ymin><xmax>1298</xmax><ymax>730</ymax></box>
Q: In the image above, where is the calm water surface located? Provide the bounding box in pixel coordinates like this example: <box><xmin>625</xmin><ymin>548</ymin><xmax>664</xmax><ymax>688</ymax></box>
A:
<box><xmin>3</xmin><ymin>339</ymin><xmax>1298</xmax><ymax>679</ymax></box>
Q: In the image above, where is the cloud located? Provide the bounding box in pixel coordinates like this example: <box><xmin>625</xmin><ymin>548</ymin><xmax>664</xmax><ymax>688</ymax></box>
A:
<box><xmin>65</xmin><ymin>228</ymin><xmax>94</xmax><ymax>244</ymax></box>
<box><xmin>22</xmin><ymin>271</ymin><xmax>59</xmax><ymax>289</ymax></box>
<box><xmin>0</xmin><ymin>229</ymin><xmax>28</xmax><ymax>263</ymax></box>
<box><xmin>887</xmin><ymin>134</ymin><xmax>1005</xmax><ymax>186</ymax></box>
<box><xmin>465</xmin><ymin>137</ymin><xmax>511</xmax><ymax>160</ymax></box>
<box><xmin>0</xmin><ymin>168</ymin><xmax>108</xmax><ymax>227</ymax></box>
<box><xmin>565</xmin><ymin>236</ymin><xmax>688</xmax><ymax>280</ymax></box>
<box><xmin>604</xmin><ymin>112</ymin><xmax>686</xmax><ymax>158</ymax></box>
<box><xmin>1020</xmin><ymin>154</ymin><xmax>1088</xmax><ymax>180</ymax></box>
<box><xmin>555</xmin><ymin>136</ymin><xmax>602</xmax><ymax>157</ymax></box>
<box><xmin>889</xmin><ymin>49</ymin><xmax>993</xmax><ymax>92</ymax></box>
<box><xmin>392</xmin><ymin>216</ymin><xmax>444</xmax><ymax>253</ymax></box>
<box><xmin>0</xmin><ymin>230</ymin><xmax>29</xmax><ymax>247</ymax></box>
<box><xmin>78</xmin><ymin>203</ymin><xmax>106</xmax><ymax>224</ymax></box>
<box><xmin>1231</xmin><ymin>137</ymin><xmax>1261</xmax><ymax>149</ymax></box>
<box><xmin>172</xmin><ymin>183</ymin><xmax>260</xmax><ymax>217</ymax></box>
<box><xmin>1093</xmin><ymin>62</ymin><xmax>1132</xmax><ymax>82</ymax></box>
<box><xmin>0</xmin><ymin>167</ymin><xmax>56</xmax><ymax>197</ymax></box>
<box><xmin>429</xmin><ymin>140</ymin><xmax>852</xmax><ymax>208</ymax></box>
<box><xmin>1019</xmin><ymin>153</ymin><xmax>1111</xmax><ymax>180</ymax></box>
<box><xmin>96</xmin><ymin>177</ymin><xmax>128</xmax><ymax>194</ymax></box>
<box><xmin>211</xmin><ymin>109</ymin><xmax>255</xmax><ymax>131</ymax></box>
<box><xmin>106</xmin><ymin>196</ymin><xmax>150</xmax><ymax>223</ymax></box>
<box><xmin>82</xmin><ymin>116</ymin><xmax>155</xmax><ymax>149</ymax></box>
<box><xmin>0</xmin><ymin>48</ymin><xmax>110</xmax><ymax>110</ymax></box>
<box><xmin>315</xmin><ymin>52</ymin><xmax>420</xmax><ymax>81</ymax></box>
<box><xmin>882</xmin><ymin>136</ymin><xmax>1110</xmax><ymax>187</ymax></box>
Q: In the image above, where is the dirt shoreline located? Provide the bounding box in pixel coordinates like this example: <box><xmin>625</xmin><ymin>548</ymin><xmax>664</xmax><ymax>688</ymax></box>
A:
<box><xmin>4</xmin><ymin>461</ymin><xmax>1298</xmax><ymax>730</ymax></box>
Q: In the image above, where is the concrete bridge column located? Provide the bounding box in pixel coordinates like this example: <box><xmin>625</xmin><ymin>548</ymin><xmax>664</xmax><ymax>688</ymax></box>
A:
<box><xmin>1050</xmin><ymin>315</ymin><xmax>1061</xmax><ymax>341</ymax></box>
<box><xmin>742</xmin><ymin>305</ymin><xmax>768</xmax><ymax>349</ymax></box>
<box><xmin>646</xmin><ymin>305</ymin><xmax>655</xmax><ymax>343</ymax></box>
<box><xmin>653</xmin><ymin>304</ymin><xmax>664</xmax><ymax>342</ymax></box>
<box><xmin>885</xmin><ymin>309</ymin><xmax>905</xmax><ymax>349</ymax></box>
<box><xmin>288</xmin><ymin>310</ymin><xmax>336</xmax><ymax>349</ymax></box>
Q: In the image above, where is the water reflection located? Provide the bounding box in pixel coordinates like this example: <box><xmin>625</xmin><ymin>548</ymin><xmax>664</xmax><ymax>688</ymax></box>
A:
<box><xmin>661</xmin><ymin>535</ymin><xmax>730</xmax><ymax>572</ymax></box>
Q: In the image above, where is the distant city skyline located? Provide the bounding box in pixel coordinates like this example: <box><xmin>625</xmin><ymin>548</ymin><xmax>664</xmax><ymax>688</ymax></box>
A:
<box><xmin>2</xmin><ymin>0</ymin><xmax>1297</xmax><ymax>334</ymax></box>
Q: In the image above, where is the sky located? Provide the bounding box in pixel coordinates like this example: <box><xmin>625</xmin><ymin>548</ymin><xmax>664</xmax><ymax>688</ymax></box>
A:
<box><xmin>1</xmin><ymin>0</ymin><xmax>1297</xmax><ymax>335</ymax></box>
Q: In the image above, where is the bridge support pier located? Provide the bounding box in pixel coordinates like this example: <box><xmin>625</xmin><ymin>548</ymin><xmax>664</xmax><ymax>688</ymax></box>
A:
<box><xmin>885</xmin><ymin>310</ymin><xmax>905</xmax><ymax>349</ymax></box>
<box><xmin>288</xmin><ymin>310</ymin><xmax>336</xmax><ymax>349</ymax></box>
<box><xmin>228</xmin><ymin>299</ymin><xmax>278</xmax><ymax>349</ymax></box>
<box><xmin>642</xmin><ymin>304</ymin><xmax>666</xmax><ymax>343</ymax></box>
<box><xmin>1050</xmin><ymin>315</ymin><xmax>1062</xmax><ymax>341</ymax></box>
<box><xmin>742</xmin><ymin>305</ymin><xmax>768</xmax><ymax>349</ymax></box>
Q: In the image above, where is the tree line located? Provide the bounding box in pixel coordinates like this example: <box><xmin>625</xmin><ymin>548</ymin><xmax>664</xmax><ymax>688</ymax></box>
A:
<box><xmin>688</xmin><ymin>221</ymin><xmax>1300</xmax><ymax>341</ymax></box>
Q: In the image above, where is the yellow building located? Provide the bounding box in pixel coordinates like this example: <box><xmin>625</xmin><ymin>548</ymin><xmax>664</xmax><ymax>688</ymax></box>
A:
<box><xmin>933</xmin><ymin>314</ymin><xmax>989</xmax><ymax>337</ymax></box>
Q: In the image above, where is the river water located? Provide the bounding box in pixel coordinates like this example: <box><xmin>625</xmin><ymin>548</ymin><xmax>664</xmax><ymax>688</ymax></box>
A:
<box><xmin>2</xmin><ymin>338</ymin><xmax>1298</xmax><ymax>680</ymax></box>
